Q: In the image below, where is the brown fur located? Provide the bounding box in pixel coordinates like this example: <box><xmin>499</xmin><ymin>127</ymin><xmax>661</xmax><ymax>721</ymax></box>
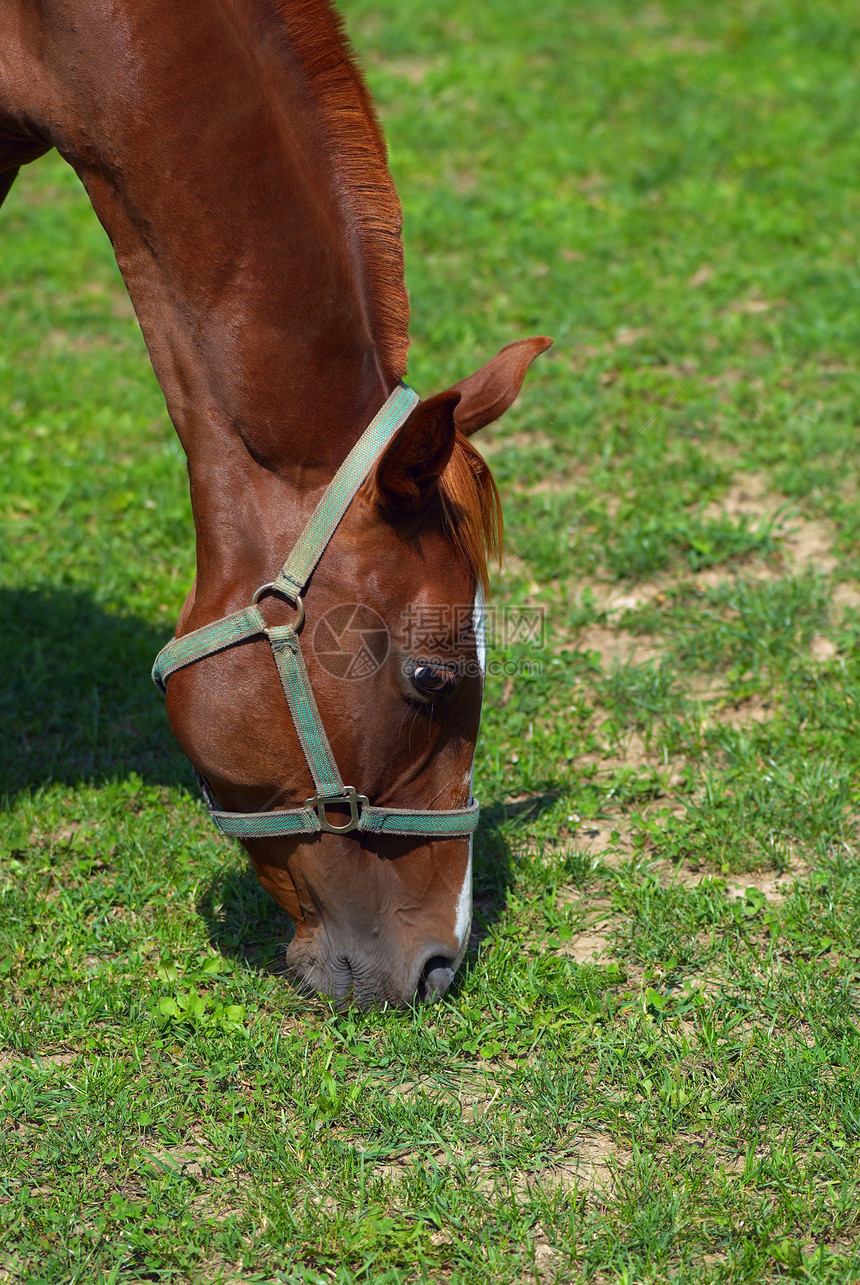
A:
<box><xmin>272</xmin><ymin>0</ymin><xmax>410</xmax><ymax>378</ymax></box>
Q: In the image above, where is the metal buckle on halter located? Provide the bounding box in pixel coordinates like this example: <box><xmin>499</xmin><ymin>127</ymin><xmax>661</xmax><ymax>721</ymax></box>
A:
<box><xmin>307</xmin><ymin>787</ymin><xmax>369</xmax><ymax>834</ymax></box>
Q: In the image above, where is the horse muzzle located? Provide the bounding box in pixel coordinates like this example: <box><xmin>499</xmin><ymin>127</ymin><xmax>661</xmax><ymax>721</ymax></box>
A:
<box><xmin>284</xmin><ymin>931</ymin><xmax>462</xmax><ymax>1008</ymax></box>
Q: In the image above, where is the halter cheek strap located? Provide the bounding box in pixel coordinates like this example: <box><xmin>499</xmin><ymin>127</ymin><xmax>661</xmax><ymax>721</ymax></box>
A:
<box><xmin>152</xmin><ymin>383</ymin><xmax>480</xmax><ymax>840</ymax></box>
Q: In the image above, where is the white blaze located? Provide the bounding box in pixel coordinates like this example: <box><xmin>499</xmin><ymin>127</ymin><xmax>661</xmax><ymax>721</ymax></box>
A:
<box><xmin>454</xmin><ymin>852</ymin><xmax>473</xmax><ymax>954</ymax></box>
<box><xmin>473</xmin><ymin>583</ymin><xmax>487</xmax><ymax>677</ymax></box>
<box><xmin>454</xmin><ymin>586</ymin><xmax>486</xmax><ymax>961</ymax></box>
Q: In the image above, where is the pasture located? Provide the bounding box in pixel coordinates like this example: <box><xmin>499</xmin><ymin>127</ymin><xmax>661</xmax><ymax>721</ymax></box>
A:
<box><xmin>3</xmin><ymin>0</ymin><xmax>860</xmax><ymax>1279</ymax></box>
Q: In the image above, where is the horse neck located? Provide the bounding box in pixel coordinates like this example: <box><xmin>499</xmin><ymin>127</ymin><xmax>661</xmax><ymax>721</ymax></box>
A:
<box><xmin>10</xmin><ymin>0</ymin><xmax>402</xmax><ymax>603</ymax></box>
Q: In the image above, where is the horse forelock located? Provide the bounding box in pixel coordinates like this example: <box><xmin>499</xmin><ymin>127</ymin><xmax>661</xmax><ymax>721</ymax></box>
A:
<box><xmin>270</xmin><ymin>0</ymin><xmax>410</xmax><ymax>379</ymax></box>
<box><xmin>438</xmin><ymin>435</ymin><xmax>502</xmax><ymax>596</ymax></box>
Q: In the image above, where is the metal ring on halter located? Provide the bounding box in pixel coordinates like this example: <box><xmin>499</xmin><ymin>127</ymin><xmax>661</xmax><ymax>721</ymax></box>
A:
<box><xmin>250</xmin><ymin>582</ymin><xmax>306</xmax><ymax>632</ymax></box>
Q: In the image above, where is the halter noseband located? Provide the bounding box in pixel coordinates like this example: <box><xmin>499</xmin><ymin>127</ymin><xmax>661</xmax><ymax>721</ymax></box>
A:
<box><xmin>152</xmin><ymin>383</ymin><xmax>480</xmax><ymax>841</ymax></box>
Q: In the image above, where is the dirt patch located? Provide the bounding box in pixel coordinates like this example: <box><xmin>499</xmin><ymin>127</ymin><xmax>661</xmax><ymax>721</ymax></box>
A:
<box><xmin>579</xmin><ymin>475</ymin><xmax>840</xmax><ymax>609</ymax></box>
<box><xmin>481</xmin><ymin>429</ymin><xmax>555</xmax><ymax>458</ymax></box>
<box><xmin>47</xmin><ymin>822</ymin><xmax>84</xmax><ymax>843</ymax></box>
<box><xmin>564</xmin><ymin>821</ymin><xmax>635</xmax><ymax>861</ymax></box>
<box><xmin>665</xmin><ymin>35</ymin><xmax>715</xmax><ymax>55</ymax></box>
<box><xmin>386</xmin><ymin>1076</ymin><xmax>442</xmax><ymax>1102</ymax></box>
<box><xmin>655</xmin><ymin>859</ymin><xmax>810</xmax><ymax>901</ymax></box>
<box><xmin>556</xmin><ymin>810</ymin><xmax>646</xmax><ymax>876</ymax></box>
<box><xmin>496</xmin><ymin>554</ymin><xmax>545</xmax><ymax>597</ymax></box>
<box><xmin>689</xmin><ymin>264</ymin><xmax>715</xmax><ymax>287</ymax></box>
<box><xmin>703</xmin><ymin>474</ymin><xmax>839</xmax><ymax>575</ymax></box>
<box><xmin>508</xmin><ymin>473</ymin><xmax>847</xmax><ymax>631</ymax></box>
<box><xmin>724</xmin><ymin>866</ymin><xmax>810</xmax><ymax>902</ymax></box>
<box><xmin>615</xmin><ymin>326</ymin><xmax>650</xmax><ymax>347</ymax></box>
<box><xmin>703</xmin><ymin>473</ymin><xmax>774</xmax><ymax>523</ymax></box>
<box><xmin>37</xmin><ymin>1051</ymin><xmax>78</xmax><ymax>1067</ymax></box>
<box><xmin>585</xmin><ymin>732</ymin><xmax>652</xmax><ymax>774</ymax></box>
<box><xmin>541</xmin><ymin>1131</ymin><xmax>627</xmax><ymax>1192</ymax></box>
<box><xmin>142</xmin><ymin>1130</ymin><xmax>213</xmax><ymax>1177</ymax></box>
<box><xmin>584</xmin><ymin>578</ymin><xmax>673</xmax><ymax>614</ymax></box>
<box><xmin>372</xmin><ymin>1130</ymin><xmax>626</xmax><ymax>1204</ymax></box>
<box><xmin>0</xmin><ymin>1050</ymin><xmax>78</xmax><ymax>1070</ymax></box>
<box><xmin>727</xmin><ymin>295</ymin><xmax>782</xmax><ymax>316</ymax></box>
<box><xmin>144</xmin><ymin>1141</ymin><xmax>210</xmax><ymax>1180</ymax></box>
<box><xmin>782</xmin><ymin>515</ymin><xmax>839</xmax><ymax>576</ymax></box>
<box><xmin>554</xmin><ymin>892</ymin><xmax>619</xmax><ymax>963</ymax></box>
<box><xmin>525</xmin><ymin>468</ymin><xmax>592</xmax><ymax>498</ymax></box>
<box><xmin>571</xmin><ymin>567</ymin><xmax>772</xmax><ymax>626</ymax></box>
<box><xmin>708</xmin><ymin>693</ymin><xmax>774</xmax><ymax>728</ymax></box>
<box><xmin>562</xmin><ymin>927</ymin><xmax>615</xmax><ymax>964</ymax></box>
<box><xmin>459</xmin><ymin>1089</ymin><xmax>505</xmax><ymax>1124</ymax></box>
<box><xmin>809</xmin><ymin>635</ymin><xmax>837</xmax><ymax>662</ymax></box>
<box><xmin>573</xmin><ymin>625</ymin><xmax>662</xmax><ymax>667</ymax></box>
<box><xmin>832</xmin><ymin>583</ymin><xmax>860</xmax><ymax>614</ymax></box>
<box><xmin>531</xmin><ymin>1237</ymin><xmax>562</xmax><ymax>1284</ymax></box>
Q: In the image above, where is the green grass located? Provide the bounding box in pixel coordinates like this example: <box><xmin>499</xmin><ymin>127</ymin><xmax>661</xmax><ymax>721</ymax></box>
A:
<box><xmin>4</xmin><ymin>0</ymin><xmax>860</xmax><ymax>1280</ymax></box>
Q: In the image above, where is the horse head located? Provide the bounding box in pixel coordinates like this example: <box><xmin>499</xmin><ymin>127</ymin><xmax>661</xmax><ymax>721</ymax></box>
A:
<box><xmin>163</xmin><ymin>337</ymin><xmax>550</xmax><ymax>1007</ymax></box>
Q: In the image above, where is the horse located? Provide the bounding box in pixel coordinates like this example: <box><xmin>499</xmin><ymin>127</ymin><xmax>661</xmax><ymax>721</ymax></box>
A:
<box><xmin>0</xmin><ymin>0</ymin><xmax>551</xmax><ymax>1007</ymax></box>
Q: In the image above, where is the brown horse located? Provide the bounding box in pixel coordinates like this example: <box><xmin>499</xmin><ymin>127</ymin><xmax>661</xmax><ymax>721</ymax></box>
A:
<box><xmin>0</xmin><ymin>0</ymin><xmax>550</xmax><ymax>1006</ymax></box>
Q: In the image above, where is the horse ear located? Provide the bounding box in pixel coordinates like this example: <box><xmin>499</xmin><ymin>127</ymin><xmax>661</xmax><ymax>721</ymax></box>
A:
<box><xmin>449</xmin><ymin>336</ymin><xmax>553</xmax><ymax>436</ymax></box>
<box><xmin>373</xmin><ymin>389</ymin><xmax>461</xmax><ymax>510</ymax></box>
<box><xmin>373</xmin><ymin>335</ymin><xmax>552</xmax><ymax>509</ymax></box>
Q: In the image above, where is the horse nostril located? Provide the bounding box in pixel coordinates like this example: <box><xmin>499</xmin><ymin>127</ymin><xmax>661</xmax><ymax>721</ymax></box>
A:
<box><xmin>417</xmin><ymin>954</ymin><xmax>457</xmax><ymax>1003</ymax></box>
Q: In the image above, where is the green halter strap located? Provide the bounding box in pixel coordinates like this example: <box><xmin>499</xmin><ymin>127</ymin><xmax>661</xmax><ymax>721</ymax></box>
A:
<box><xmin>152</xmin><ymin>383</ymin><xmax>480</xmax><ymax>840</ymax></box>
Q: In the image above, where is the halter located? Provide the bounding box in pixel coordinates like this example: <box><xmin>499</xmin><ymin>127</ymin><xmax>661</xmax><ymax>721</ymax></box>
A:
<box><xmin>152</xmin><ymin>383</ymin><xmax>480</xmax><ymax>841</ymax></box>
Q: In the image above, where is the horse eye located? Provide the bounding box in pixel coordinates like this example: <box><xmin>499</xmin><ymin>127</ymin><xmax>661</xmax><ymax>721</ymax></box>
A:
<box><xmin>410</xmin><ymin>664</ymin><xmax>456</xmax><ymax>697</ymax></box>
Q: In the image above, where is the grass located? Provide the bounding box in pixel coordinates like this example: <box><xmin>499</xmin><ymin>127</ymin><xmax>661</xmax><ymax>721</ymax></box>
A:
<box><xmin>4</xmin><ymin>0</ymin><xmax>860</xmax><ymax>1280</ymax></box>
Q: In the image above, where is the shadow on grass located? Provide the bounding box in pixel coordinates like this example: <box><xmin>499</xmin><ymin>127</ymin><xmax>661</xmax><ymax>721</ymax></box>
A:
<box><xmin>0</xmin><ymin>586</ymin><xmax>191</xmax><ymax>797</ymax></box>
<box><xmin>460</xmin><ymin>791</ymin><xmax>559</xmax><ymax>969</ymax></box>
<box><xmin>197</xmin><ymin>861</ymin><xmax>296</xmax><ymax>974</ymax></box>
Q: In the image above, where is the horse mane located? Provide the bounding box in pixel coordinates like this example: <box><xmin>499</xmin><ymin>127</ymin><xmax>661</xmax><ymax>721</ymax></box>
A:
<box><xmin>272</xmin><ymin>0</ymin><xmax>410</xmax><ymax>378</ymax></box>
<box><xmin>271</xmin><ymin>2</ymin><xmax>500</xmax><ymax>587</ymax></box>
